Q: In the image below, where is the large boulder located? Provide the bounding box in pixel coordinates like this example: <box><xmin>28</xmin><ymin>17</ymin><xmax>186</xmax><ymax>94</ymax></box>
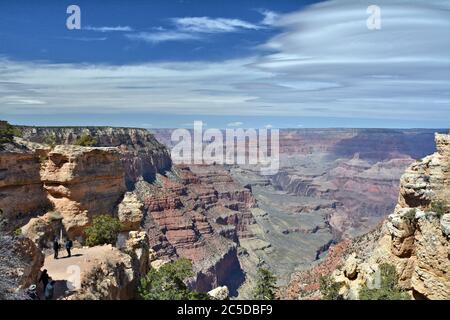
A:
<box><xmin>440</xmin><ymin>214</ymin><xmax>450</xmax><ymax>237</ymax></box>
<box><xmin>208</xmin><ymin>286</ymin><xmax>229</xmax><ymax>300</ymax></box>
<box><xmin>117</xmin><ymin>192</ymin><xmax>144</xmax><ymax>232</ymax></box>
<box><xmin>0</xmin><ymin>235</ymin><xmax>44</xmax><ymax>299</ymax></box>
<box><xmin>40</xmin><ymin>145</ymin><xmax>126</xmax><ymax>239</ymax></box>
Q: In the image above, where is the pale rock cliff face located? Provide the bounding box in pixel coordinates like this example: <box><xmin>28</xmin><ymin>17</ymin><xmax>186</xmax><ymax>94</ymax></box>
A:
<box><xmin>69</xmin><ymin>231</ymin><xmax>150</xmax><ymax>300</ymax></box>
<box><xmin>0</xmin><ymin>126</ymin><xmax>167</xmax><ymax>299</ymax></box>
<box><xmin>117</xmin><ymin>192</ymin><xmax>144</xmax><ymax>232</ymax></box>
<box><xmin>1</xmin><ymin>128</ymin><xmax>156</xmax><ymax>243</ymax></box>
<box><xmin>0</xmin><ymin>235</ymin><xmax>45</xmax><ymax>299</ymax></box>
<box><xmin>330</xmin><ymin>133</ymin><xmax>450</xmax><ymax>300</ymax></box>
<box><xmin>40</xmin><ymin>145</ymin><xmax>126</xmax><ymax>239</ymax></box>
<box><xmin>208</xmin><ymin>286</ymin><xmax>229</xmax><ymax>300</ymax></box>
<box><xmin>0</xmin><ymin>144</ymin><xmax>50</xmax><ymax>230</ymax></box>
<box><xmin>20</xmin><ymin>127</ymin><xmax>172</xmax><ymax>188</ymax></box>
<box><xmin>136</xmin><ymin>164</ymin><xmax>257</xmax><ymax>295</ymax></box>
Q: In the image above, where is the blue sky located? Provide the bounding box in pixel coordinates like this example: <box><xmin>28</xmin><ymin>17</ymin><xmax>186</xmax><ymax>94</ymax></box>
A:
<box><xmin>1</xmin><ymin>0</ymin><xmax>449</xmax><ymax>128</ymax></box>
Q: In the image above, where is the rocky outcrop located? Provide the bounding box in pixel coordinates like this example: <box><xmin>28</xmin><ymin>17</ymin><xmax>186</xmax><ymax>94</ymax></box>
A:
<box><xmin>21</xmin><ymin>211</ymin><xmax>64</xmax><ymax>248</ymax></box>
<box><xmin>39</xmin><ymin>145</ymin><xmax>126</xmax><ymax>239</ymax></box>
<box><xmin>327</xmin><ymin>133</ymin><xmax>450</xmax><ymax>300</ymax></box>
<box><xmin>0</xmin><ymin>144</ymin><xmax>50</xmax><ymax>231</ymax></box>
<box><xmin>20</xmin><ymin>126</ymin><xmax>172</xmax><ymax>188</ymax></box>
<box><xmin>1</xmin><ymin>125</ymin><xmax>170</xmax><ymax>244</ymax></box>
<box><xmin>282</xmin><ymin>240</ymin><xmax>351</xmax><ymax>300</ymax></box>
<box><xmin>136</xmin><ymin>165</ymin><xmax>255</xmax><ymax>295</ymax></box>
<box><xmin>67</xmin><ymin>231</ymin><xmax>150</xmax><ymax>300</ymax></box>
<box><xmin>117</xmin><ymin>192</ymin><xmax>144</xmax><ymax>232</ymax></box>
<box><xmin>208</xmin><ymin>286</ymin><xmax>229</xmax><ymax>300</ymax></box>
<box><xmin>0</xmin><ymin>234</ymin><xmax>44</xmax><ymax>299</ymax></box>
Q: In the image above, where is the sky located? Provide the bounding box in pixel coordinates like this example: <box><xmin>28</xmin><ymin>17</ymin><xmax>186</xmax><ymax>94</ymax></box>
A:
<box><xmin>0</xmin><ymin>0</ymin><xmax>449</xmax><ymax>129</ymax></box>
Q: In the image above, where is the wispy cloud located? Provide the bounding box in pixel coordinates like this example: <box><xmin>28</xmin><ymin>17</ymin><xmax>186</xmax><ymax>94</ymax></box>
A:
<box><xmin>2</xmin><ymin>96</ymin><xmax>47</xmax><ymax>105</ymax></box>
<box><xmin>227</xmin><ymin>121</ymin><xmax>244</xmax><ymax>127</ymax></box>
<box><xmin>125</xmin><ymin>31</ymin><xmax>200</xmax><ymax>43</ymax></box>
<box><xmin>125</xmin><ymin>13</ymin><xmax>269</xmax><ymax>44</ymax></box>
<box><xmin>85</xmin><ymin>25</ymin><xmax>133</xmax><ymax>32</ymax></box>
<box><xmin>173</xmin><ymin>17</ymin><xmax>262</xmax><ymax>33</ymax></box>
<box><xmin>259</xmin><ymin>10</ymin><xmax>279</xmax><ymax>26</ymax></box>
<box><xmin>61</xmin><ymin>36</ymin><xmax>108</xmax><ymax>41</ymax></box>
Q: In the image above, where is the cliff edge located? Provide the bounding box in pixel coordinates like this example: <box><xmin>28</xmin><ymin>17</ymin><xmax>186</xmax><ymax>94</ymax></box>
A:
<box><xmin>329</xmin><ymin>133</ymin><xmax>450</xmax><ymax>299</ymax></box>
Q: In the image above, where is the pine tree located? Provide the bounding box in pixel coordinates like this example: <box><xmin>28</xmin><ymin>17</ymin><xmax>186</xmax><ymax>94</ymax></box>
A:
<box><xmin>253</xmin><ymin>267</ymin><xmax>277</xmax><ymax>300</ymax></box>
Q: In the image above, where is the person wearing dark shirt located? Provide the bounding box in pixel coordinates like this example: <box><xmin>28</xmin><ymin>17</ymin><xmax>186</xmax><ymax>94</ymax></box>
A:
<box><xmin>65</xmin><ymin>239</ymin><xmax>73</xmax><ymax>257</ymax></box>
<box><xmin>38</xmin><ymin>269</ymin><xmax>50</xmax><ymax>294</ymax></box>
<box><xmin>53</xmin><ymin>239</ymin><xmax>60</xmax><ymax>259</ymax></box>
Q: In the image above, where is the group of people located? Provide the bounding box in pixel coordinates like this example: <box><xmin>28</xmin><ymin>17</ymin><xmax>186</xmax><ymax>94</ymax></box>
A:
<box><xmin>53</xmin><ymin>238</ymin><xmax>73</xmax><ymax>259</ymax></box>
<box><xmin>25</xmin><ymin>237</ymin><xmax>74</xmax><ymax>300</ymax></box>
<box><xmin>26</xmin><ymin>269</ymin><xmax>55</xmax><ymax>300</ymax></box>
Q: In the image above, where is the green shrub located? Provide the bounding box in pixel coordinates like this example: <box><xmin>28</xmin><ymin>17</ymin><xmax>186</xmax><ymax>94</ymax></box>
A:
<box><xmin>13</xmin><ymin>227</ymin><xmax>22</xmax><ymax>237</ymax></box>
<box><xmin>85</xmin><ymin>215</ymin><xmax>122</xmax><ymax>247</ymax></box>
<box><xmin>44</xmin><ymin>134</ymin><xmax>57</xmax><ymax>148</ymax></box>
<box><xmin>0</xmin><ymin>121</ymin><xmax>20</xmax><ymax>149</ymax></box>
<box><xmin>319</xmin><ymin>275</ymin><xmax>343</xmax><ymax>300</ymax></box>
<box><xmin>139</xmin><ymin>258</ymin><xmax>208</xmax><ymax>300</ymax></box>
<box><xmin>75</xmin><ymin>134</ymin><xmax>97</xmax><ymax>147</ymax></box>
<box><xmin>253</xmin><ymin>267</ymin><xmax>277</xmax><ymax>300</ymax></box>
<box><xmin>404</xmin><ymin>208</ymin><xmax>416</xmax><ymax>222</ymax></box>
<box><xmin>430</xmin><ymin>200</ymin><xmax>447</xmax><ymax>218</ymax></box>
<box><xmin>358</xmin><ymin>263</ymin><xmax>409</xmax><ymax>300</ymax></box>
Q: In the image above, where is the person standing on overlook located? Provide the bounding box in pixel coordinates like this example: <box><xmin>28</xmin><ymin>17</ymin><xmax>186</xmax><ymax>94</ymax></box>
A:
<box><xmin>53</xmin><ymin>238</ymin><xmax>60</xmax><ymax>259</ymax></box>
<box><xmin>38</xmin><ymin>269</ymin><xmax>50</xmax><ymax>294</ymax></box>
<box><xmin>65</xmin><ymin>238</ymin><xmax>73</xmax><ymax>258</ymax></box>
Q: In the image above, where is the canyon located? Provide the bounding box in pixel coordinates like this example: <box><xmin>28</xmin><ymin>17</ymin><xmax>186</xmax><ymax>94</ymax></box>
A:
<box><xmin>152</xmin><ymin>128</ymin><xmax>446</xmax><ymax>289</ymax></box>
<box><xmin>1</xmin><ymin>122</ymin><xmax>447</xmax><ymax>299</ymax></box>
<box><xmin>284</xmin><ymin>132</ymin><xmax>450</xmax><ymax>300</ymax></box>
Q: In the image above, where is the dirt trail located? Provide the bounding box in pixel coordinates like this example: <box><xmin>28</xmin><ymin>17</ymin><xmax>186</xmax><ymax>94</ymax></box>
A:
<box><xmin>39</xmin><ymin>245</ymin><xmax>118</xmax><ymax>299</ymax></box>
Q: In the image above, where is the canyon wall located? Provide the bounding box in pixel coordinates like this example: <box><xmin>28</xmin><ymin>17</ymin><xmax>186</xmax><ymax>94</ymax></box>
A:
<box><xmin>135</xmin><ymin>164</ymin><xmax>257</xmax><ymax>295</ymax></box>
<box><xmin>0</xmin><ymin>145</ymin><xmax>50</xmax><ymax>230</ymax></box>
<box><xmin>20</xmin><ymin>126</ymin><xmax>172</xmax><ymax>188</ymax></box>
<box><xmin>286</xmin><ymin>133</ymin><xmax>450</xmax><ymax>300</ymax></box>
<box><xmin>152</xmin><ymin>128</ymin><xmax>445</xmax><ymax>293</ymax></box>
<box><xmin>1</xmin><ymin>123</ymin><xmax>254</xmax><ymax>297</ymax></box>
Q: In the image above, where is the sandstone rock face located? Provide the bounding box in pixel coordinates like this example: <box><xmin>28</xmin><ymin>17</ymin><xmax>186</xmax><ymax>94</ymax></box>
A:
<box><xmin>20</xmin><ymin>126</ymin><xmax>172</xmax><ymax>188</ymax></box>
<box><xmin>0</xmin><ymin>145</ymin><xmax>50</xmax><ymax>231</ymax></box>
<box><xmin>208</xmin><ymin>286</ymin><xmax>229</xmax><ymax>300</ymax></box>
<box><xmin>69</xmin><ymin>232</ymin><xmax>150</xmax><ymax>300</ymax></box>
<box><xmin>326</xmin><ymin>133</ymin><xmax>450</xmax><ymax>300</ymax></box>
<box><xmin>40</xmin><ymin>145</ymin><xmax>126</xmax><ymax>238</ymax></box>
<box><xmin>440</xmin><ymin>214</ymin><xmax>450</xmax><ymax>237</ymax></box>
<box><xmin>3</xmin><ymin>127</ymin><xmax>169</xmax><ymax>242</ymax></box>
<box><xmin>282</xmin><ymin>240</ymin><xmax>351</xmax><ymax>300</ymax></box>
<box><xmin>21</xmin><ymin>211</ymin><xmax>63</xmax><ymax>248</ymax></box>
<box><xmin>136</xmin><ymin>165</ymin><xmax>256</xmax><ymax>295</ymax></box>
<box><xmin>118</xmin><ymin>192</ymin><xmax>144</xmax><ymax>232</ymax></box>
<box><xmin>0</xmin><ymin>234</ymin><xmax>45</xmax><ymax>299</ymax></box>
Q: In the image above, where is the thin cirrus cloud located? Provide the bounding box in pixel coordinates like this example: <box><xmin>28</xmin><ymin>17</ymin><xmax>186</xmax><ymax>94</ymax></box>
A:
<box><xmin>227</xmin><ymin>121</ymin><xmax>244</xmax><ymax>127</ymax></box>
<box><xmin>173</xmin><ymin>16</ymin><xmax>262</xmax><ymax>33</ymax></box>
<box><xmin>125</xmin><ymin>31</ymin><xmax>200</xmax><ymax>44</ymax></box>
<box><xmin>84</xmin><ymin>25</ymin><xmax>134</xmax><ymax>32</ymax></box>
<box><xmin>125</xmin><ymin>12</ymin><xmax>275</xmax><ymax>43</ymax></box>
